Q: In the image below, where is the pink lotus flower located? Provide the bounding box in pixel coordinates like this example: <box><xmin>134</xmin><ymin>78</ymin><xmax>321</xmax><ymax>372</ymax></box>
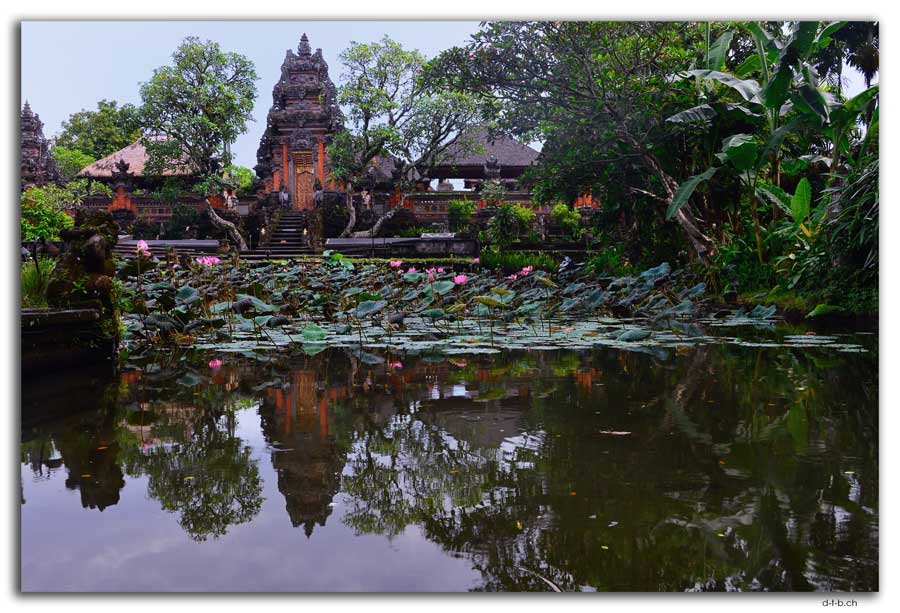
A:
<box><xmin>520</xmin><ymin>265</ymin><xmax>533</xmax><ymax>276</ymax></box>
<box><xmin>437</xmin><ymin>267</ymin><xmax>445</xmax><ymax>273</ymax></box>
<box><xmin>427</xmin><ymin>268</ymin><xmax>436</xmax><ymax>281</ymax></box>
<box><xmin>472</xmin><ymin>258</ymin><xmax>480</xmax><ymax>264</ymax></box>
<box><xmin>453</xmin><ymin>274</ymin><xmax>467</xmax><ymax>285</ymax></box>
<box><xmin>407</xmin><ymin>267</ymin><xmax>417</xmax><ymax>274</ymax></box>
<box><xmin>208</xmin><ymin>359</ymin><xmax>223</xmax><ymax>370</ymax></box>
<box><xmin>389</xmin><ymin>260</ymin><xmax>403</xmax><ymax>267</ymax></box>
<box><xmin>196</xmin><ymin>256</ymin><xmax>221</xmax><ymax>267</ymax></box>
<box><xmin>508</xmin><ymin>273</ymin><xmax>518</xmax><ymax>281</ymax></box>
<box><xmin>136</xmin><ymin>240</ymin><xmax>149</xmax><ymax>252</ymax></box>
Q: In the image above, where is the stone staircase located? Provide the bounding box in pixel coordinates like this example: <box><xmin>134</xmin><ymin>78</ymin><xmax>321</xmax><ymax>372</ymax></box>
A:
<box><xmin>243</xmin><ymin>210</ymin><xmax>317</xmax><ymax>261</ymax></box>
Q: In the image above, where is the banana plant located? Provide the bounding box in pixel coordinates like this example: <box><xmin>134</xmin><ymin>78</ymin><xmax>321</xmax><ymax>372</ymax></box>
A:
<box><xmin>667</xmin><ymin>21</ymin><xmax>857</xmax><ymax>263</ymax></box>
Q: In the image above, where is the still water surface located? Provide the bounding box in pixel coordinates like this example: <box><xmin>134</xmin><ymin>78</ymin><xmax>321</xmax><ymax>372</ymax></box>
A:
<box><xmin>21</xmin><ymin>323</ymin><xmax>877</xmax><ymax>592</ymax></box>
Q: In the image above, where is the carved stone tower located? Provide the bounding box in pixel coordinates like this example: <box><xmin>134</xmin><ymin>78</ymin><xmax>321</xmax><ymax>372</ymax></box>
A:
<box><xmin>20</xmin><ymin>101</ymin><xmax>60</xmax><ymax>190</ymax></box>
<box><xmin>255</xmin><ymin>33</ymin><xmax>343</xmax><ymax>209</ymax></box>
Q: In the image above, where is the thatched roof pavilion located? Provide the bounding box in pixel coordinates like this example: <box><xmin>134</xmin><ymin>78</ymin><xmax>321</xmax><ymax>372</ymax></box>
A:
<box><xmin>78</xmin><ymin>139</ymin><xmax>194</xmax><ymax>181</ymax></box>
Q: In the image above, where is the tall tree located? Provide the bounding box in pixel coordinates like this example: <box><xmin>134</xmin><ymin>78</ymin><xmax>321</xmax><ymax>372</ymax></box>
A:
<box><xmin>328</xmin><ymin>36</ymin><xmax>486</xmax><ymax>237</ymax></box>
<box><xmin>54</xmin><ymin>99</ymin><xmax>141</xmax><ymax>159</ymax></box>
<box><xmin>139</xmin><ymin>37</ymin><xmax>259</xmax><ymax>249</ymax></box>
<box><xmin>428</xmin><ymin>21</ymin><xmax>719</xmax><ymax>259</ymax></box>
<box><xmin>139</xmin><ymin>37</ymin><xmax>258</xmax><ymax>180</ymax></box>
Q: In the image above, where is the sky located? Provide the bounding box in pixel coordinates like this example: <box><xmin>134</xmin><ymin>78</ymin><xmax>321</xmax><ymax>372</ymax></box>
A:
<box><xmin>21</xmin><ymin>21</ymin><xmax>481</xmax><ymax>170</ymax></box>
<box><xmin>21</xmin><ymin>21</ymin><xmax>873</xmax><ymax>172</ymax></box>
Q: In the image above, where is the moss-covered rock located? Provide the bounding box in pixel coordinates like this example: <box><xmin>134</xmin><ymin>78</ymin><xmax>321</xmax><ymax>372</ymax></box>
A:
<box><xmin>46</xmin><ymin>209</ymin><xmax>119</xmax><ymax>342</ymax></box>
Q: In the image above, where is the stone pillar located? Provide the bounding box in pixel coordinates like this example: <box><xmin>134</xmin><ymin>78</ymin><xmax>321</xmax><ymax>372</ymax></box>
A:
<box><xmin>317</xmin><ymin>140</ymin><xmax>326</xmax><ymax>186</ymax></box>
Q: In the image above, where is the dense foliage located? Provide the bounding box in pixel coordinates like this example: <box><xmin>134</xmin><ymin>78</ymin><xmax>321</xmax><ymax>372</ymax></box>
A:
<box><xmin>20</xmin><ymin>179</ymin><xmax>112</xmax><ymax>241</ymax></box>
<box><xmin>224</xmin><ymin>165</ymin><xmax>258</xmax><ymax>196</ymax></box>
<box><xmin>139</xmin><ymin>37</ymin><xmax>258</xmax><ymax>180</ymax></box>
<box><xmin>53</xmin><ymin>99</ymin><xmax>142</xmax><ymax>159</ymax></box>
<box><xmin>431</xmin><ymin>20</ymin><xmax>878</xmax><ymax>312</ymax></box>
<box><xmin>21</xmin><ymin>199</ymin><xmax>74</xmax><ymax>242</ymax></box>
<box><xmin>328</xmin><ymin>36</ymin><xmax>487</xmax><ymax>235</ymax></box>
<box><xmin>50</xmin><ymin>147</ymin><xmax>96</xmax><ymax>182</ymax></box>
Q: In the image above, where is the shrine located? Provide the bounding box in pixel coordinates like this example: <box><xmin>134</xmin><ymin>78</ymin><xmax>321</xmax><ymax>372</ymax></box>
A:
<box><xmin>254</xmin><ymin>33</ymin><xmax>343</xmax><ymax>211</ymax></box>
<box><xmin>20</xmin><ymin>102</ymin><xmax>60</xmax><ymax>190</ymax></box>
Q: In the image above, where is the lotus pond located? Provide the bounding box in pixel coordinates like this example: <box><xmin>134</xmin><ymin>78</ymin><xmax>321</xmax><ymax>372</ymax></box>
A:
<box><xmin>20</xmin><ymin>256</ymin><xmax>877</xmax><ymax>591</ymax></box>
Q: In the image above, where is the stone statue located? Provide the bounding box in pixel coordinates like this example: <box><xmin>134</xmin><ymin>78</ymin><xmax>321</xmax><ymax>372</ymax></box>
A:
<box><xmin>483</xmin><ymin>154</ymin><xmax>502</xmax><ymax>180</ymax></box>
<box><xmin>46</xmin><ymin>209</ymin><xmax>120</xmax><ymax>341</ymax></box>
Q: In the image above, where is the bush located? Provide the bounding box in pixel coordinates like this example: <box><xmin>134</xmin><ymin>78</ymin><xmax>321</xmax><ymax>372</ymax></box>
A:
<box><xmin>550</xmin><ymin>203</ymin><xmax>583</xmax><ymax>241</ymax></box>
<box><xmin>131</xmin><ymin>215</ymin><xmax>158</xmax><ymax>239</ymax></box>
<box><xmin>448</xmin><ymin>199</ymin><xmax>476</xmax><ymax>231</ymax></box>
<box><xmin>585</xmin><ymin>245</ymin><xmax>627</xmax><ymax>275</ymax></box>
<box><xmin>480</xmin><ymin>247</ymin><xmax>560</xmax><ymax>273</ymax></box>
<box><xmin>480</xmin><ymin>180</ymin><xmax>507</xmax><ymax>207</ymax></box>
<box><xmin>165</xmin><ymin>204</ymin><xmax>200</xmax><ymax>239</ymax></box>
<box><xmin>487</xmin><ymin>203</ymin><xmax>536</xmax><ymax>248</ymax></box>
<box><xmin>21</xmin><ymin>201</ymin><xmax>74</xmax><ymax>242</ymax></box>
<box><xmin>21</xmin><ymin>179</ymin><xmax>111</xmax><ymax>216</ymax></box>
<box><xmin>21</xmin><ymin>257</ymin><xmax>57</xmax><ymax>308</ymax></box>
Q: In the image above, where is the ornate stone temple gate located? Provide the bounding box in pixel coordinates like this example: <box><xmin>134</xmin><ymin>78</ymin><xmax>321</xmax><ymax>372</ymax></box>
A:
<box><xmin>255</xmin><ymin>33</ymin><xmax>342</xmax><ymax>211</ymax></box>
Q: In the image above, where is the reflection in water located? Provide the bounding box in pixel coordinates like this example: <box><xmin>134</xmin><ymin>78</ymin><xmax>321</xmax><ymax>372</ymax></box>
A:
<box><xmin>21</xmin><ymin>328</ymin><xmax>877</xmax><ymax>591</ymax></box>
<box><xmin>258</xmin><ymin>369</ymin><xmax>348</xmax><ymax>536</ymax></box>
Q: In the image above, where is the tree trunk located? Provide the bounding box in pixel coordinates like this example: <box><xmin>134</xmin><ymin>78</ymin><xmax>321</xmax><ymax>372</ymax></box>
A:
<box><xmin>621</xmin><ymin>129</ymin><xmax>714</xmax><ymax>260</ymax></box>
<box><xmin>642</xmin><ymin>152</ymin><xmax>714</xmax><ymax>260</ymax></box>
<box><xmin>340</xmin><ymin>182</ymin><xmax>356</xmax><ymax>238</ymax></box>
<box><xmin>351</xmin><ymin>207</ymin><xmax>400</xmax><ymax>239</ymax></box>
<box><xmin>205</xmin><ymin>200</ymin><xmax>248</xmax><ymax>252</ymax></box>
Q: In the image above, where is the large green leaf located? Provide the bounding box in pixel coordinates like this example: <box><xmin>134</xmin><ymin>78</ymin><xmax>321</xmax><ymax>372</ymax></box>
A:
<box><xmin>301</xmin><ymin>323</ymin><xmax>328</xmax><ymax>341</ymax></box>
<box><xmin>430</xmin><ymin>280</ymin><xmax>456</xmax><ymax>295</ymax></box>
<box><xmin>763</xmin><ymin>22</ymin><xmax>819</xmax><ymax>111</ymax></box>
<box><xmin>813</xmin><ymin>21</ymin><xmax>847</xmax><ymax>52</ymax></box>
<box><xmin>735</xmin><ymin>53</ymin><xmax>761</xmax><ymax>78</ymax></box>
<box><xmin>793</xmin><ymin>65</ymin><xmax>829</xmax><ymax>125</ymax></box>
<box><xmin>791</xmin><ymin>22</ymin><xmax>820</xmax><ymax>60</ymax></box>
<box><xmin>175</xmin><ymin>285</ymin><xmax>200</xmax><ymax>306</ymax></box>
<box><xmin>721</xmin><ymin>133</ymin><xmax>759</xmax><ymax>172</ymax></box>
<box><xmin>756</xmin><ymin>182</ymin><xmax>792</xmax><ymax>216</ymax></box>
<box><xmin>667</xmin><ymin>166</ymin><xmax>718</xmax><ymax>220</ymax></box>
<box><xmin>708</xmin><ymin>30</ymin><xmax>734</xmax><ymax>71</ymax></box>
<box><xmin>846</xmin><ymin>83</ymin><xmax>879</xmax><ymax>113</ymax></box>
<box><xmin>235</xmin><ymin>293</ymin><xmax>277</xmax><ymax>313</ymax></box>
<box><xmin>474</xmin><ymin>295</ymin><xmax>509</xmax><ymax>309</ymax></box>
<box><xmin>791</xmin><ymin>177</ymin><xmax>812</xmax><ymax>225</ymax></box>
<box><xmin>760</xmin><ymin>120</ymin><xmax>799</xmax><ymax>163</ymax></box>
<box><xmin>764</xmin><ymin>62</ymin><xmax>793</xmax><ymax>112</ymax></box>
<box><xmin>746</xmin><ymin>22</ymin><xmax>774</xmax><ymax>49</ymax></box>
<box><xmin>677</xmin><ymin>69</ymin><xmax>761</xmax><ymax>102</ymax></box>
<box><xmin>667</xmin><ymin>104</ymin><xmax>717</xmax><ymax>124</ymax></box>
<box><xmin>420</xmin><ymin>308</ymin><xmax>446</xmax><ymax>320</ymax></box>
<box><xmin>354</xmin><ymin>299</ymin><xmax>387</xmax><ymax>318</ymax></box>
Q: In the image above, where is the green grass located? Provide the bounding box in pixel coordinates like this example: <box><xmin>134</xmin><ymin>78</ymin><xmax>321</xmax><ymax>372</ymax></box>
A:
<box><xmin>21</xmin><ymin>257</ymin><xmax>57</xmax><ymax>308</ymax></box>
<box><xmin>479</xmin><ymin>249</ymin><xmax>561</xmax><ymax>273</ymax></box>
